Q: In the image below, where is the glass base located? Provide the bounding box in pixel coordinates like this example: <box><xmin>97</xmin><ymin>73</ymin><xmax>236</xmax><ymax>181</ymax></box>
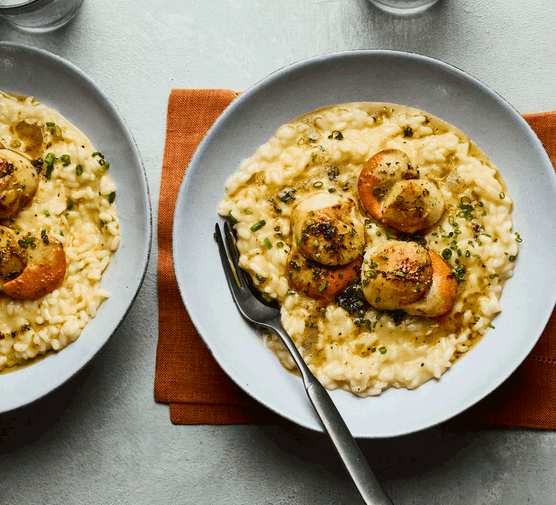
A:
<box><xmin>0</xmin><ymin>0</ymin><xmax>83</xmax><ymax>32</ymax></box>
<box><xmin>370</xmin><ymin>0</ymin><xmax>439</xmax><ymax>14</ymax></box>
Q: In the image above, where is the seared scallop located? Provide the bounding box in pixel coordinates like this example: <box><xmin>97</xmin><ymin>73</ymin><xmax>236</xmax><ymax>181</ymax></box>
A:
<box><xmin>361</xmin><ymin>240</ymin><xmax>433</xmax><ymax>311</ymax></box>
<box><xmin>0</xmin><ymin>149</ymin><xmax>39</xmax><ymax>218</ymax></box>
<box><xmin>404</xmin><ymin>250</ymin><xmax>458</xmax><ymax>317</ymax></box>
<box><xmin>358</xmin><ymin>149</ymin><xmax>445</xmax><ymax>233</ymax></box>
<box><xmin>291</xmin><ymin>193</ymin><xmax>365</xmax><ymax>266</ymax></box>
<box><xmin>287</xmin><ymin>250</ymin><xmax>362</xmax><ymax>301</ymax></box>
<box><xmin>361</xmin><ymin>240</ymin><xmax>458</xmax><ymax>317</ymax></box>
<box><xmin>381</xmin><ymin>179</ymin><xmax>445</xmax><ymax>234</ymax></box>
<box><xmin>0</xmin><ymin>226</ymin><xmax>66</xmax><ymax>300</ymax></box>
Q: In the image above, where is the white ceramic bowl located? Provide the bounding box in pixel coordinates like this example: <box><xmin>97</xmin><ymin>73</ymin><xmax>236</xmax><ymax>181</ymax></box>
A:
<box><xmin>0</xmin><ymin>43</ymin><xmax>151</xmax><ymax>413</ymax></box>
<box><xmin>173</xmin><ymin>50</ymin><xmax>556</xmax><ymax>438</ymax></box>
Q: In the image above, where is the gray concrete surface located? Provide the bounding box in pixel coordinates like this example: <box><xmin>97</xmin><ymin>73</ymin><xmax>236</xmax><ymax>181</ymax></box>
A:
<box><xmin>1</xmin><ymin>1</ymin><xmax>555</xmax><ymax>503</ymax></box>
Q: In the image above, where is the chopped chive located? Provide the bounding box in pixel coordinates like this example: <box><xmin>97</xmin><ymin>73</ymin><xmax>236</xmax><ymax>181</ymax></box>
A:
<box><xmin>250</xmin><ymin>220</ymin><xmax>266</xmax><ymax>232</ymax></box>
<box><xmin>46</xmin><ymin>122</ymin><xmax>61</xmax><ymax>136</ymax></box>
<box><xmin>45</xmin><ymin>164</ymin><xmax>54</xmax><ymax>180</ymax></box>
<box><xmin>264</xmin><ymin>237</ymin><xmax>272</xmax><ymax>249</ymax></box>
<box><xmin>228</xmin><ymin>210</ymin><xmax>238</xmax><ymax>224</ymax></box>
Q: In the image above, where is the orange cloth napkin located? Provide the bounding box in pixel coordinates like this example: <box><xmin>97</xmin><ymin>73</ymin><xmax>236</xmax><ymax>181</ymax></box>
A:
<box><xmin>155</xmin><ymin>89</ymin><xmax>556</xmax><ymax>428</ymax></box>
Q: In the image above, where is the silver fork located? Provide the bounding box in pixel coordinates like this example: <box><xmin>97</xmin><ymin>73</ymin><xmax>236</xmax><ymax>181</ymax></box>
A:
<box><xmin>215</xmin><ymin>222</ymin><xmax>394</xmax><ymax>505</ymax></box>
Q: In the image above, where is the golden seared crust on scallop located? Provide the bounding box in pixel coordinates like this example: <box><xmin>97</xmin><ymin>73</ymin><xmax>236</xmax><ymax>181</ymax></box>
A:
<box><xmin>358</xmin><ymin>149</ymin><xmax>417</xmax><ymax>219</ymax></box>
<box><xmin>362</xmin><ymin>149</ymin><xmax>417</xmax><ymax>186</ymax></box>
<box><xmin>381</xmin><ymin>179</ymin><xmax>445</xmax><ymax>234</ymax></box>
<box><xmin>0</xmin><ymin>226</ymin><xmax>66</xmax><ymax>300</ymax></box>
<box><xmin>404</xmin><ymin>250</ymin><xmax>458</xmax><ymax>317</ymax></box>
<box><xmin>358</xmin><ymin>149</ymin><xmax>445</xmax><ymax>233</ymax></box>
<box><xmin>361</xmin><ymin>240</ymin><xmax>458</xmax><ymax>317</ymax></box>
<box><xmin>0</xmin><ymin>226</ymin><xmax>27</xmax><ymax>286</ymax></box>
<box><xmin>361</xmin><ymin>240</ymin><xmax>433</xmax><ymax>311</ymax></box>
<box><xmin>291</xmin><ymin>193</ymin><xmax>365</xmax><ymax>266</ymax></box>
<box><xmin>287</xmin><ymin>249</ymin><xmax>362</xmax><ymax>301</ymax></box>
<box><xmin>0</xmin><ymin>149</ymin><xmax>39</xmax><ymax>218</ymax></box>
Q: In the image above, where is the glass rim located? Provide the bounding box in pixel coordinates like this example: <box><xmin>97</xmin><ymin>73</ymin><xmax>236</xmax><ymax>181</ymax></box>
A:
<box><xmin>0</xmin><ymin>0</ymin><xmax>57</xmax><ymax>15</ymax></box>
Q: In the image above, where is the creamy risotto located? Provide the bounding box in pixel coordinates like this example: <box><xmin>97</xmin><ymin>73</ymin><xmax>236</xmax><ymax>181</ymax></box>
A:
<box><xmin>0</xmin><ymin>91</ymin><xmax>119</xmax><ymax>371</ymax></box>
<box><xmin>219</xmin><ymin>103</ymin><xmax>518</xmax><ymax>397</ymax></box>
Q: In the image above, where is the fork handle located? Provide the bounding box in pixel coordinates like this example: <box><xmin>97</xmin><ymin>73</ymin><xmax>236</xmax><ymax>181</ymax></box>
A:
<box><xmin>271</xmin><ymin>323</ymin><xmax>393</xmax><ymax>505</ymax></box>
<box><xmin>306</xmin><ymin>381</ymin><xmax>394</xmax><ymax>505</ymax></box>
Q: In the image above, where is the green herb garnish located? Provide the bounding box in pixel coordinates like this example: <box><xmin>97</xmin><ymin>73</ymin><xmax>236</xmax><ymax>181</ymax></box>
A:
<box><xmin>327</xmin><ymin>130</ymin><xmax>344</xmax><ymax>141</ymax></box>
<box><xmin>250</xmin><ymin>220</ymin><xmax>266</xmax><ymax>232</ymax></box>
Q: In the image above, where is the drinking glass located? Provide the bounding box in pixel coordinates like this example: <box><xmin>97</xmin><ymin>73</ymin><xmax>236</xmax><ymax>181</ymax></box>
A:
<box><xmin>0</xmin><ymin>0</ymin><xmax>84</xmax><ymax>32</ymax></box>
